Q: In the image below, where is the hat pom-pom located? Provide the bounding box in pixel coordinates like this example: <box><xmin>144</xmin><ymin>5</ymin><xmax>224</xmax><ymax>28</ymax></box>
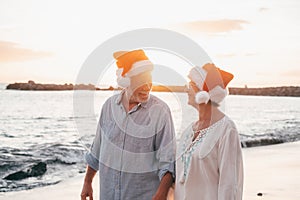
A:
<box><xmin>209</xmin><ymin>85</ymin><xmax>228</xmax><ymax>104</ymax></box>
<box><xmin>195</xmin><ymin>91</ymin><xmax>210</xmax><ymax>104</ymax></box>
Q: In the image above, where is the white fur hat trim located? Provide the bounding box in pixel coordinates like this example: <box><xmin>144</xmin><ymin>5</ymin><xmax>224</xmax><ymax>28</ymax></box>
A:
<box><xmin>116</xmin><ymin>68</ymin><xmax>129</xmax><ymax>88</ymax></box>
<box><xmin>117</xmin><ymin>76</ymin><xmax>130</xmax><ymax>88</ymax></box>
<box><xmin>126</xmin><ymin>60</ymin><xmax>153</xmax><ymax>77</ymax></box>
<box><xmin>116</xmin><ymin>60</ymin><xmax>153</xmax><ymax>88</ymax></box>
<box><xmin>188</xmin><ymin>66</ymin><xmax>207</xmax><ymax>90</ymax></box>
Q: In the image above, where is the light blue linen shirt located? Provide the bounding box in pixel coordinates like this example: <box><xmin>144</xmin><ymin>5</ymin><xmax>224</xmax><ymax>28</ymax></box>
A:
<box><xmin>85</xmin><ymin>91</ymin><xmax>176</xmax><ymax>200</ymax></box>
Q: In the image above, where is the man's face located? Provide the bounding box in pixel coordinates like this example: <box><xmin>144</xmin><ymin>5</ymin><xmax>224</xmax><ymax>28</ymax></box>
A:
<box><xmin>128</xmin><ymin>72</ymin><xmax>152</xmax><ymax>103</ymax></box>
<box><xmin>131</xmin><ymin>82</ymin><xmax>152</xmax><ymax>103</ymax></box>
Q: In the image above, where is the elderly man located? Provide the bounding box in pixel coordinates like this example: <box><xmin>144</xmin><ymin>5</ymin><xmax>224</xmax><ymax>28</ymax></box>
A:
<box><xmin>81</xmin><ymin>49</ymin><xmax>176</xmax><ymax>200</ymax></box>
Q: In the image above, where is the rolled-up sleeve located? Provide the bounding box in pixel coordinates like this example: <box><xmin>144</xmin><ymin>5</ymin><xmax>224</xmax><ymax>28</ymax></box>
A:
<box><xmin>155</xmin><ymin>107</ymin><xmax>176</xmax><ymax>181</ymax></box>
<box><xmin>85</xmin><ymin>115</ymin><xmax>102</xmax><ymax>171</ymax></box>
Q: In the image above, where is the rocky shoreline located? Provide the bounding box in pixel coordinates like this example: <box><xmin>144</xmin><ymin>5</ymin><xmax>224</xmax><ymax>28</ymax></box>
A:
<box><xmin>5</xmin><ymin>81</ymin><xmax>300</xmax><ymax>97</ymax></box>
<box><xmin>229</xmin><ymin>86</ymin><xmax>300</xmax><ymax>97</ymax></box>
<box><xmin>6</xmin><ymin>81</ymin><xmax>111</xmax><ymax>91</ymax></box>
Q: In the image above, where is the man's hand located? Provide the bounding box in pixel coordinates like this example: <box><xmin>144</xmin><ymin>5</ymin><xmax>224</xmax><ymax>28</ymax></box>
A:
<box><xmin>152</xmin><ymin>191</ymin><xmax>167</xmax><ymax>200</ymax></box>
<box><xmin>152</xmin><ymin>172</ymin><xmax>173</xmax><ymax>200</ymax></box>
<box><xmin>81</xmin><ymin>166</ymin><xmax>97</xmax><ymax>200</ymax></box>
<box><xmin>81</xmin><ymin>181</ymin><xmax>93</xmax><ymax>200</ymax></box>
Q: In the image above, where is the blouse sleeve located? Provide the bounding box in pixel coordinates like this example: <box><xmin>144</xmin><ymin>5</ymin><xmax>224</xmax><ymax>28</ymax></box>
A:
<box><xmin>85</xmin><ymin>106</ymin><xmax>105</xmax><ymax>171</ymax></box>
<box><xmin>217</xmin><ymin>127</ymin><xmax>244</xmax><ymax>200</ymax></box>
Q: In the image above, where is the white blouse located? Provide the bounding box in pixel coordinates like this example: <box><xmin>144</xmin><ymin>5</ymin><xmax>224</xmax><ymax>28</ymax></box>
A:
<box><xmin>175</xmin><ymin>116</ymin><xmax>244</xmax><ymax>200</ymax></box>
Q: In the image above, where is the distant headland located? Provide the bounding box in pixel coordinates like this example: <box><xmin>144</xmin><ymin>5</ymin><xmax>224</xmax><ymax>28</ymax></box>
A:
<box><xmin>5</xmin><ymin>80</ymin><xmax>300</xmax><ymax>97</ymax></box>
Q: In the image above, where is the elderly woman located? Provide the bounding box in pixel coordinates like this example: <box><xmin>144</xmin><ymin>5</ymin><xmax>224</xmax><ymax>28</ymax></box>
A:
<box><xmin>175</xmin><ymin>63</ymin><xmax>244</xmax><ymax>200</ymax></box>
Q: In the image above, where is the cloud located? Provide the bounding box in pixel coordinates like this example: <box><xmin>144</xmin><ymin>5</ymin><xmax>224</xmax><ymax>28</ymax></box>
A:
<box><xmin>0</xmin><ymin>41</ymin><xmax>53</xmax><ymax>63</ymax></box>
<box><xmin>179</xmin><ymin>19</ymin><xmax>250</xmax><ymax>34</ymax></box>
<box><xmin>216</xmin><ymin>53</ymin><xmax>236</xmax><ymax>58</ymax></box>
<box><xmin>0</xmin><ymin>24</ymin><xmax>19</xmax><ymax>31</ymax></box>
<box><xmin>244</xmin><ymin>53</ymin><xmax>257</xmax><ymax>56</ymax></box>
<box><xmin>280</xmin><ymin>69</ymin><xmax>300</xmax><ymax>77</ymax></box>
<box><xmin>216</xmin><ymin>53</ymin><xmax>257</xmax><ymax>58</ymax></box>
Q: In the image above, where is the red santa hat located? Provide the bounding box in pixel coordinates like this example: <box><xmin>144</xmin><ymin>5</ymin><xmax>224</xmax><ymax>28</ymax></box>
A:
<box><xmin>113</xmin><ymin>49</ymin><xmax>154</xmax><ymax>88</ymax></box>
<box><xmin>188</xmin><ymin>63</ymin><xmax>234</xmax><ymax>104</ymax></box>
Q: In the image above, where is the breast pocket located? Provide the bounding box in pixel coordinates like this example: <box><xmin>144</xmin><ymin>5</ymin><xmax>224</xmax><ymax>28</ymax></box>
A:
<box><xmin>126</xmin><ymin>134</ymin><xmax>155</xmax><ymax>153</ymax></box>
<box><xmin>101</xmin><ymin>120</ymin><xmax>119</xmax><ymax>142</ymax></box>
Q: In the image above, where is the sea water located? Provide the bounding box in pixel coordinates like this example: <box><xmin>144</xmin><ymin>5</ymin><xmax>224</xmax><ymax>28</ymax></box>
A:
<box><xmin>0</xmin><ymin>84</ymin><xmax>299</xmax><ymax>192</ymax></box>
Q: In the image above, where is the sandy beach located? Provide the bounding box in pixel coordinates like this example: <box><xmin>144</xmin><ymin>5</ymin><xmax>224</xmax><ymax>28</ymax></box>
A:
<box><xmin>1</xmin><ymin>141</ymin><xmax>299</xmax><ymax>200</ymax></box>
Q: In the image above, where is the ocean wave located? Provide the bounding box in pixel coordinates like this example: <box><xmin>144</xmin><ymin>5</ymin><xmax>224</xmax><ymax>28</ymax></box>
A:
<box><xmin>240</xmin><ymin>125</ymin><xmax>300</xmax><ymax>147</ymax></box>
<box><xmin>241</xmin><ymin>137</ymin><xmax>284</xmax><ymax>147</ymax></box>
<box><xmin>0</xmin><ymin>133</ymin><xmax>15</xmax><ymax>138</ymax></box>
<box><xmin>0</xmin><ymin>142</ymin><xmax>86</xmax><ymax>192</ymax></box>
<box><xmin>0</xmin><ymin>179</ymin><xmax>60</xmax><ymax>193</ymax></box>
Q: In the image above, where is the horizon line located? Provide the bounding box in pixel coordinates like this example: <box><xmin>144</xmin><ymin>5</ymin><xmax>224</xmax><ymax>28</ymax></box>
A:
<box><xmin>1</xmin><ymin>81</ymin><xmax>299</xmax><ymax>89</ymax></box>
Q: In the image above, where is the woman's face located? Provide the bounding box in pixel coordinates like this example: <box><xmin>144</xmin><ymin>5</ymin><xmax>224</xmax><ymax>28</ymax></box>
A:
<box><xmin>186</xmin><ymin>81</ymin><xmax>200</xmax><ymax>107</ymax></box>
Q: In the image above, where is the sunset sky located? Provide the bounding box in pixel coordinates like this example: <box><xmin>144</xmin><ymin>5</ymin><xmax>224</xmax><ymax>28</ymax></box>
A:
<box><xmin>0</xmin><ymin>0</ymin><xmax>299</xmax><ymax>87</ymax></box>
